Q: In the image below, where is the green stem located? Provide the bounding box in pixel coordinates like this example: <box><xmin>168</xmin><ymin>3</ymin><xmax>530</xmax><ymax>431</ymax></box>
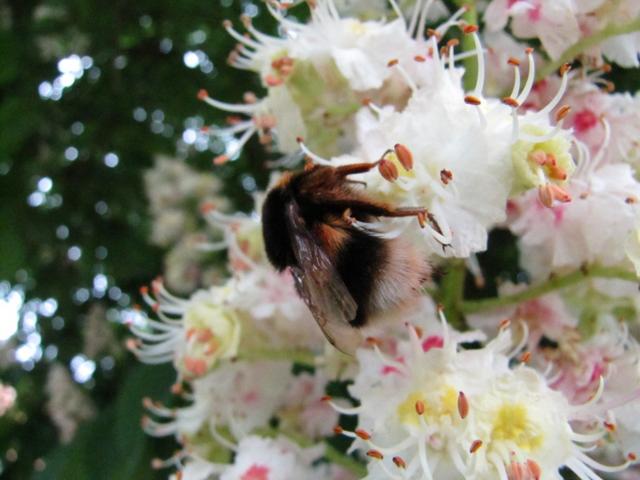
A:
<box><xmin>438</xmin><ymin>259</ymin><xmax>467</xmax><ymax>330</ymax></box>
<box><xmin>461</xmin><ymin>266</ymin><xmax>638</xmax><ymax>314</ymax></box>
<box><xmin>536</xmin><ymin>16</ymin><xmax>640</xmax><ymax>80</ymax></box>
<box><xmin>325</xmin><ymin>443</ymin><xmax>367</xmax><ymax>477</ymax></box>
<box><xmin>454</xmin><ymin>1</ymin><xmax>478</xmax><ymax>91</ymax></box>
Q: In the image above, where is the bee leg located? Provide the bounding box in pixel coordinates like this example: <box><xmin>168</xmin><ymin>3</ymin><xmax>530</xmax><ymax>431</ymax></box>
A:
<box><xmin>345</xmin><ymin>179</ymin><xmax>368</xmax><ymax>188</ymax></box>
<box><xmin>335</xmin><ymin>162</ymin><xmax>379</xmax><ymax>177</ymax></box>
<box><xmin>377</xmin><ymin>207</ymin><xmax>429</xmax><ymax>229</ymax></box>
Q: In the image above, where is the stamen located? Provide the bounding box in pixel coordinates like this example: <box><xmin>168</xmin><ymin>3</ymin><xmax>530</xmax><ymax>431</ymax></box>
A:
<box><xmin>507</xmin><ymin>320</ymin><xmax>529</xmax><ymax>358</ymax></box>
<box><xmin>240</xmin><ymin>15</ymin><xmax>284</xmax><ymax>46</ymax></box>
<box><xmin>197</xmin><ymin>89</ymin><xmax>259</xmax><ymax>114</ymax></box>
<box><xmin>538</xmin><ymin>183</ymin><xmax>572</xmax><ymax>208</ymax></box>
<box><xmin>388</xmin><ymin>0</ymin><xmax>405</xmax><ymax>26</ymax></box>
<box><xmin>436</xmin><ymin>305</ymin><xmax>451</xmax><ymax>347</ymax></box>
<box><xmin>408</xmin><ymin>0</ymin><xmax>424</xmax><ymax>37</ymax></box>
<box><xmin>367</xmin><ymin>449</ymin><xmax>384</xmax><ymax>460</ymax></box>
<box><xmin>457</xmin><ymin>391</ymin><xmax>469</xmax><ymax>419</ymax></box>
<box><xmin>417</xmin><ymin>434</ymin><xmax>434</xmax><ymax>480</ymax></box>
<box><xmin>555</xmin><ymin>105</ymin><xmax>571</xmax><ymax>122</ymax></box>
<box><xmin>416</xmin><ymin>0</ymin><xmax>436</xmax><ymax>40</ymax></box>
<box><xmin>379</xmin><ymin>158</ymin><xmax>399</xmax><ymax>182</ymax></box>
<box><xmin>502</xmin><ymin>97</ymin><xmax>519</xmax><ymax>108</ymax></box>
<box><xmin>453</xmin><ymin>49</ymin><xmax>485</xmax><ymax>63</ymax></box>
<box><xmin>435</xmin><ymin>7</ymin><xmax>468</xmax><ymax>37</ymax></box>
<box><xmin>519</xmin><ymin>351</ymin><xmax>531</xmax><ymax>363</ymax></box>
<box><xmin>326</xmin><ymin>398</ymin><xmax>362</xmax><ymax>416</ymax></box>
<box><xmin>467</xmin><ymin>29</ymin><xmax>485</xmax><ymax>98</ymax></box>
<box><xmin>470</xmin><ymin>440</ymin><xmax>483</xmax><ymax>453</ymax></box>
<box><xmin>216</xmin><ymin>124</ymin><xmax>257</xmax><ymax>163</ymax></box>
<box><xmin>265</xmin><ymin>74</ymin><xmax>284</xmax><ymax>87</ymax></box>
<box><xmin>574</xmin><ymin>450</ymin><xmax>632</xmax><ymax>473</ymax></box>
<box><xmin>389</xmin><ymin>61</ymin><xmax>418</xmax><ymax>93</ymax></box>
<box><xmin>466</xmin><ymin>254</ymin><xmax>485</xmax><ymax>288</ymax></box>
<box><xmin>464</xmin><ymin>95</ymin><xmax>482</xmax><ymax>105</ymax></box>
<box><xmin>569</xmin><ymin>429</ymin><xmax>606</xmax><ymax>444</ymax></box>
<box><xmin>296</xmin><ymin>137</ymin><xmax>332</xmax><ymax>165</ymax></box>
<box><xmin>394</xmin><ymin>144</ymin><xmax>413</xmax><ymax>171</ymax></box>
<box><xmin>362</xmin><ymin>98</ymin><xmax>384</xmax><ymax>117</ymax></box>
<box><xmin>440</xmin><ymin>169</ymin><xmax>453</xmax><ymax>184</ymax></box>
<box><xmin>537</xmin><ymin>64</ymin><xmax>570</xmax><ymax>117</ymax></box>
<box><xmin>210</xmin><ymin>424</ymin><xmax>239</xmax><ymax>452</ymax></box>
<box><xmin>588</xmin><ymin>117</ymin><xmax>611</xmax><ymax>173</ymax></box>
<box><xmin>213</xmin><ymin>154</ymin><xmax>229</xmax><ymax>165</ymax></box>
<box><xmin>515</xmin><ymin>49</ymin><xmax>535</xmax><ymax>106</ymax></box>
<box><xmin>393</xmin><ymin>456</ymin><xmax>407</xmax><ymax>469</ymax></box>
<box><xmin>222</xmin><ymin>20</ymin><xmax>261</xmax><ymax>50</ymax></box>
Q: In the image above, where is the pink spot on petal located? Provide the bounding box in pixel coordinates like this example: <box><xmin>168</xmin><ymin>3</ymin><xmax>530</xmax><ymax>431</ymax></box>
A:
<box><xmin>573</xmin><ymin>109</ymin><xmax>599</xmax><ymax>134</ymax></box>
<box><xmin>527</xmin><ymin>4</ymin><xmax>542</xmax><ymax>21</ymax></box>
<box><xmin>590</xmin><ymin>363</ymin><xmax>606</xmax><ymax>383</ymax></box>
<box><xmin>381</xmin><ymin>356</ymin><xmax>406</xmax><ymax>375</ymax></box>
<box><xmin>532</xmin><ymin>79</ymin><xmax>547</xmax><ymax>92</ymax></box>
<box><xmin>422</xmin><ymin>336</ymin><xmax>444</xmax><ymax>352</ymax></box>
<box><xmin>552</xmin><ymin>205</ymin><xmax>564</xmax><ymax>225</ymax></box>
<box><xmin>382</xmin><ymin>365</ymin><xmax>400</xmax><ymax>375</ymax></box>
<box><xmin>242</xmin><ymin>391</ymin><xmax>259</xmax><ymax>404</ymax></box>
<box><xmin>241</xmin><ymin>465</ymin><xmax>270</xmax><ymax>480</ymax></box>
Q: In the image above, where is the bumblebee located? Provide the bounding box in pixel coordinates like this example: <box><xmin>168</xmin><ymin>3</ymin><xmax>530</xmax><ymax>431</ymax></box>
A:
<box><xmin>261</xmin><ymin>160</ymin><xmax>430</xmax><ymax>354</ymax></box>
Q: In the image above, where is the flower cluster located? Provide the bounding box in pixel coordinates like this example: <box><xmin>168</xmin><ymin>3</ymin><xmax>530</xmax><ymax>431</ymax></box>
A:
<box><xmin>128</xmin><ymin>1</ymin><xmax>640</xmax><ymax>478</ymax></box>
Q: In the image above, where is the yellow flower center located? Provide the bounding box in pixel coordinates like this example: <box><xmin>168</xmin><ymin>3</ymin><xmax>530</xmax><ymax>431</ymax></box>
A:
<box><xmin>397</xmin><ymin>386</ymin><xmax>459</xmax><ymax>426</ymax></box>
<box><xmin>491</xmin><ymin>403</ymin><xmax>543</xmax><ymax>452</ymax></box>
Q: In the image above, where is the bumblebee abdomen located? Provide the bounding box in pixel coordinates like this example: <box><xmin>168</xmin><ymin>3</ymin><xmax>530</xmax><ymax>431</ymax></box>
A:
<box><xmin>335</xmin><ymin>229</ymin><xmax>386</xmax><ymax>327</ymax></box>
<box><xmin>261</xmin><ymin>188</ymin><xmax>296</xmax><ymax>271</ymax></box>
<box><xmin>337</xmin><ymin>230</ymin><xmax>430</xmax><ymax>327</ymax></box>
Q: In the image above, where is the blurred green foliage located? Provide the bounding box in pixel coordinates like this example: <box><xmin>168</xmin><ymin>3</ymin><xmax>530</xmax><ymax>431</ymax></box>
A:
<box><xmin>0</xmin><ymin>1</ymin><xmax>277</xmax><ymax>478</ymax></box>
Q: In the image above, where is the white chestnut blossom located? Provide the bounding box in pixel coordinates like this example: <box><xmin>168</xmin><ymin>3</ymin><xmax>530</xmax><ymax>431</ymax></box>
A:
<box><xmin>45</xmin><ymin>364</ymin><xmax>96</xmax><ymax>444</ymax></box>
<box><xmin>483</xmin><ymin>0</ymin><xmax>640</xmax><ymax>67</ymax></box>
<box><xmin>143</xmin><ymin>361</ymin><xmax>293</xmax><ymax>458</ymax></box>
<box><xmin>144</xmin><ymin>156</ymin><xmax>226</xmax><ymax>248</ymax></box>
<box><xmin>279</xmin><ymin>371</ymin><xmax>339</xmax><ymax>439</ymax></box>
<box><xmin>200</xmin><ymin>0</ymin><xmax>426</xmax><ymax>158</ymax></box>
<box><xmin>309</xmin><ymin>33</ymin><xmax>577</xmax><ymax>258</ymax></box>
<box><xmin>219</xmin><ymin>435</ymin><xmax>324</xmax><ymax>480</ymax></box>
<box><xmin>333</xmin><ymin>322</ymin><xmax>634</xmax><ymax>479</ymax></box>
<box><xmin>562</xmin><ymin>80</ymin><xmax>640</xmax><ymax>168</ymax></box>
<box><xmin>128</xmin><ymin>279</ymin><xmax>242</xmax><ymax>380</ymax></box>
<box><xmin>509</xmin><ymin>146</ymin><xmax>640</xmax><ymax>280</ymax></box>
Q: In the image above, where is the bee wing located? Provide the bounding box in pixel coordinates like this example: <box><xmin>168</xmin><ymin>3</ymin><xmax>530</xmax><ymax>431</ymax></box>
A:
<box><xmin>286</xmin><ymin>202</ymin><xmax>362</xmax><ymax>354</ymax></box>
